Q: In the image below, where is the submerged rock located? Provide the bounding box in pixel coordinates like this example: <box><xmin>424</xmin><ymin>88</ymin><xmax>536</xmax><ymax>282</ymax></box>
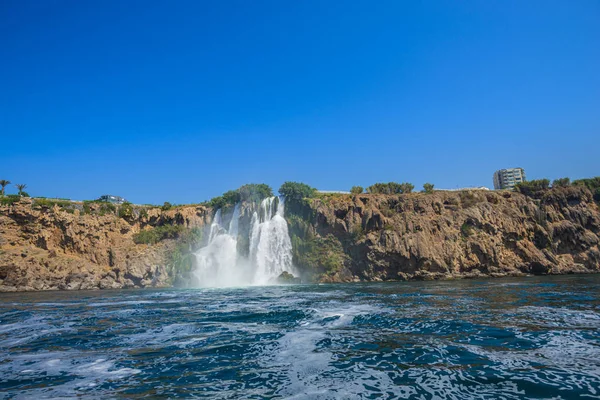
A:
<box><xmin>270</xmin><ymin>271</ymin><xmax>301</xmax><ymax>284</ymax></box>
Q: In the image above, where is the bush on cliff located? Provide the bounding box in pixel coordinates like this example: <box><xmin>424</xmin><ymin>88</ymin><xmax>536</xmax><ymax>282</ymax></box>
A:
<box><xmin>573</xmin><ymin>177</ymin><xmax>600</xmax><ymax>191</ymax></box>
<box><xmin>118</xmin><ymin>202</ymin><xmax>134</xmax><ymax>219</ymax></box>
<box><xmin>32</xmin><ymin>198</ymin><xmax>76</xmax><ymax>213</ymax></box>
<box><xmin>133</xmin><ymin>225</ymin><xmax>185</xmax><ymax>245</ymax></box>
<box><xmin>222</xmin><ymin>190</ymin><xmax>241</xmax><ymax>205</ymax></box>
<box><xmin>423</xmin><ymin>183</ymin><xmax>435</xmax><ymax>194</ymax></box>
<box><xmin>208</xmin><ymin>183</ymin><xmax>274</xmax><ymax>210</ymax></box>
<box><xmin>82</xmin><ymin>200</ymin><xmax>117</xmax><ymax>216</ymax></box>
<box><xmin>350</xmin><ymin>186</ymin><xmax>364</xmax><ymax>194</ymax></box>
<box><xmin>238</xmin><ymin>183</ymin><xmax>273</xmax><ymax>202</ymax></box>
<box><xmin>291</xmin><ymin>233</ymin><xmax>348</xmax><ymax>277</ymax></box>
<box><xmin>514</xmin><ymin>179</ymin><xmax>550</xmax><ymax>197</ymax></box>
<box><xmin>552</xmin><ymin>177</ymin><xmax>571</xmax><ymax>188</ymax></box>
<box><xmin>572</xmin><ymin>177</ymin><xmax>600</xmax><ymax>202</ymax></box>
<box><xmin>366</xmin><ymin>182</ymin><xmax>414</xmax><ymax>194</ymax></box>
<box><xmin>0</xmin><ymin>194</ymin><xmax>20</xmax><ymax>206</ymax></box>
<box><xmin>279</xmin><ymin>181</ymin><xmax>316</xmax><ymax>201</ymax></box>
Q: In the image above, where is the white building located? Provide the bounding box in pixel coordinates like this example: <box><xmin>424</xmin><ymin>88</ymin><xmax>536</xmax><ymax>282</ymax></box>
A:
<box><xmin>493</xmin><ymin>168</ymin><xmax>526</xmax><ymax>190</ymax></box>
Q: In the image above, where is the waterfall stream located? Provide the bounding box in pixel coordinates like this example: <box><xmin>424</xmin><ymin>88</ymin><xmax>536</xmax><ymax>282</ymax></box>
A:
<box><xmin>192</xmin><ymin>197</ymin><xmax>296</xmax><ymax>287</ymax></box>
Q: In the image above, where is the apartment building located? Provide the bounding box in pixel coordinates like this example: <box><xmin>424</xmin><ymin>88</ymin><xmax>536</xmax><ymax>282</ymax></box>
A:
<box><xmin>493</xmin><ymin>168</ymin><xmax>526</xmax><ymax>190</ymax></box>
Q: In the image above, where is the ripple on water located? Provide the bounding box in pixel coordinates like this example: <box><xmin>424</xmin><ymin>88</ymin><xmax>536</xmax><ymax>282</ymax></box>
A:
<box><xmin>0</xmin><ymin>276</ymin><xmax>600</xmax><ymax>398</ymax></box>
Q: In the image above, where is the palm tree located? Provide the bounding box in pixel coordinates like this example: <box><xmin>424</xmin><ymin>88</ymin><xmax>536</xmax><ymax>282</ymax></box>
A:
<box><xmin>15</xmin><ymin>184</ymin><xmax>27</xmax><ymax>196</ymax></box>
<box><xmin>0</xmin><ymin>180</ymin><xmax>10</xmax><ymax>197</ymax></box>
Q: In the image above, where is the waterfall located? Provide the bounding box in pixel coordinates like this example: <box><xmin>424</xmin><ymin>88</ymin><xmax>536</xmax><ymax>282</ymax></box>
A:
<box><xmin>250</xmin><ymin>197</ymin><xmax>294</xmax><ymax>284</ymax></box>
<box><xmin>192</xmin><ymin>197</ymin><xmax>296</xmax><ymax>287</ymax></box>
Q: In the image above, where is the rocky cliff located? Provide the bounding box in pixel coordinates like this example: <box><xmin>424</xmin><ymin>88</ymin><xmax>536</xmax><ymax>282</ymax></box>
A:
<box><xmin>1</xmin><ymin>186</ymin><xmax>599</xmax><ymax>292</ymax></box>
<box><xmin>285</xmin><ymin>186</ymin><xmax>600</xmax><ymax>282</ymax></box>
<box><xmin>0</xmin><ymin>199</ymin><xmax>210</xmax><ymax>292</ymax></box>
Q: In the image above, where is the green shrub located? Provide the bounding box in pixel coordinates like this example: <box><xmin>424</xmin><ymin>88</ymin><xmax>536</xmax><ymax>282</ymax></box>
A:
<box><xmin>0</xmin><ymin>195</ymin><xmax>20</xmax><ymax>206</ymax></box>
<box><xmin>350</xmin><ymin>186</ymin><xmax>364</xmax><ymax>194</ymax></box>
<box><xmin>32</xmin><ymin>198</ymin><xmax>77</xmax><ymax>213</ymax></box>
<box><xmin>118</xmin><ymin>202</ymin><xmax>134</xmax><ymax>219</ymax></box>
<box><xmin>573</xmin><ymin>177</ymin><xmax>600</xmax><ymax>191</ymax></box>
<box><xmin>238</xmin><ymin>183</ymin><xmax>273</xmax><ymax>202</ymax></box>
<box><xmin>207</xmin><ymin>183</ymin><xmax>274</xmax><ymax>210</ymax></box>
<box><xmin>33</xmin><ymin>198</ymin><xmax>70</xmax><ymax>208</ymax></box>
<box><xmin>295</xmin><ymin>234</ymin><xmax>348</xmax><ymax>275</ymax></box>
<box><xmin>98</xmin><ymin>202</ymin><xmax>116</xmax><ymax>216</ymax></box>
<box><xmin>82</xmin><ymin>200</ymin><xmax>117</xmax><ymax>215</ymax></box>
<box><xmin>514</xmin><ymin>179</ymin><xmax>550</xmax><ymax>197</ymax></box>
<box><xmin>423</xmin><ymin>183</ymin><xmax>434</xmax><ymax>194</ymax></box>
<box><xmin>222</xmin><ymin>190</ymin><xmax>241</xmax><ymax>205</ymax></box>
<box><xmin>279</xmin><ymin>181</ymin><xmax>317</xmax><ymax>201</ymax></box>
<box><xmin>552</xmin><ymin>177</ymin><xmax>571</xmax><ymax>188</ymax></box>
<box><xmin>461</xmin><ymin>222</ymin><xmax>473</xmax><ymax>237</ymax></box>
<box><xmin>133</xmin><ymin>225</ymin><xmax>185</xmax><ymax>245</ymax></box>
<box><xmin>208</xmin><ymin>196</ymin><xmax>226</xmax><ymax>209</ymax></box>
<box><xmin>399</xmin><ymin>182</ymin><xmax>414</xmax><ymax>194</ymax></box>
<box><xmin>161</xmin><ymin>202</ymin><xmax>173</xmax><ymax>211</ymax></box>
<box><xmin>366</xmin><ymin>182</ymin><xmax>414</xmax><ymax>194</ymax></box>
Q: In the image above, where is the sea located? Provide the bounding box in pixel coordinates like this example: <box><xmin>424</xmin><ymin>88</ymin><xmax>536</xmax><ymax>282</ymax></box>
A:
<box><xmin>1</xmin><ymin>275</ymin><xmax>599</xmax><ymax>399</ymax></box>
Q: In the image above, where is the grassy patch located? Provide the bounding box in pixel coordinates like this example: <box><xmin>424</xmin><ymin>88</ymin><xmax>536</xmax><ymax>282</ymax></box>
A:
<box><xmin>0</xmin><ymin>195</ymin><xmax>21</xmax><ymax>206</ymax></box>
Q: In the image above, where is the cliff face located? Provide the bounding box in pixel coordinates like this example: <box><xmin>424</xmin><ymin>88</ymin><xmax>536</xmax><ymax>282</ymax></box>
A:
<box><xmin>1</xmin><ymin>187</ymin><xmax>599</xmax><ymax>292</ymax></box>
<box><xmin>286</xmin><ymin>187</ymin><xmax>600</xmax><ymax>282</ymax></box>
<box><xmin>0</xmin><ymin>199</ymin><xmax>210</xmax><ymax>292</ymax></box>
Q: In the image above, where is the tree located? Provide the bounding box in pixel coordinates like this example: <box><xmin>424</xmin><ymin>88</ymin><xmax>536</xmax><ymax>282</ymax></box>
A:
<box><xmin>222</xmin><ymin>190</ymin><xmax>241</xmax><ymax>205</ymax></box>
<box><xmin>423</xmin><ymin>183</ymin><xmax>434</xmax><ymax>194</ymax></box>
<box><xmin>238</xmin><ymin>183</ymin><xmax>273</xmax><ymax>202</ymax></box>
<box><xmin>552</xmin><ymin>177</ymin><xmax>570</xmax><ymax>188</ymax></box>
<box><xmin>399</xmin><ymin>182</ymin><xmax>414</xmax><ymax>194</ymax></box>
<box><xmin>0</xmin><ymin>180</ymin><xmax>10</xmax><ymax>197</ymax></box>
<box><xmin>279</xmin><ymin>181</ymin><xmax>316</xmax><ymax>200</ymax></box>
<box><xmin>350</xmin><ymin>186</ymin><xmax>363</xmax><ymax>194</ymax></box>
<box><xmin>15</xmin><ymin>184</ymin><xmax>27</xmax><ymax>196</ymax></box>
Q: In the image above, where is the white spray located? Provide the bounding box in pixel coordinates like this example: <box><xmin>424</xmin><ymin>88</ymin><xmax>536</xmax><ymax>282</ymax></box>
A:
<box><xmin>192</xmin><ymin>197</ymin><xmax>297</xmax><ymax>287</ymax></box>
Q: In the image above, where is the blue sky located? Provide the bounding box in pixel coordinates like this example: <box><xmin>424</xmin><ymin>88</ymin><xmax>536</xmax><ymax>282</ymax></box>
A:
<box><xmin>1</xmin><ymin>0</ymin><xmax>599</xmax><ymax>204</ymax></box>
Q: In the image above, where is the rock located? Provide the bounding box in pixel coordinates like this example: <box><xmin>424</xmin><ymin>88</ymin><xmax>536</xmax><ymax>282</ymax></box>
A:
<box><xmin>271</xmin><ymin>271</ymin><xmax>301</xmax><ymax>284</ymax></box>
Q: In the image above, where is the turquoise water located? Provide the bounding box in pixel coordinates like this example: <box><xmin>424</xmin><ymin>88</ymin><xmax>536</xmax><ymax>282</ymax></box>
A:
<box><xmin>1</xmin><ymin>276</ymin><xmax>600</xmax><ymax>399</ymax></box>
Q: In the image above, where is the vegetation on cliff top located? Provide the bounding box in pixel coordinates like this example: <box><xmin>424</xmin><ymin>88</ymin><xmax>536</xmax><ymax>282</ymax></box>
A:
<box><xmin>515</xmin><ymin>176</ymin><xmax>600</xmax><ymax>202</ymax></box>
<box><xmin>366</xmin><ymin>182</ymin><xmax>415</xmax><ymax>194</ymax></box>
<box><xmin>279</xmin><ymin>181</ymin><xmax>317</xmax><ymax>200</ymax></box>
<box><xmin>208</xmin><ymin>183</ymin><xmax>273</xmax><ymax>209</ymax></box>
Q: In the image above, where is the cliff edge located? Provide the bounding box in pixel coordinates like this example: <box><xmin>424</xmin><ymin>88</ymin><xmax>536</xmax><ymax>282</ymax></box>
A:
<box><xmin>285</xmin><ymin>186</ymin><xmax>600</xmax><ymax>282</ymax></box>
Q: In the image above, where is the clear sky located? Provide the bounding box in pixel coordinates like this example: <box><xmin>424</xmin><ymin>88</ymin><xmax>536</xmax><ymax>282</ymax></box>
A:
<box><xmin>1</xmin><ymin>0</ymin><xmax>599</xmax><ymax>204</ymax></box>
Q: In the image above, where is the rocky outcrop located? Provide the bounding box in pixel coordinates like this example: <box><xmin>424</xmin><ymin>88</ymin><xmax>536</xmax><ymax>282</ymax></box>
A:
<box><xmin>0</xmin><ymin>199</ymin><xmax>210</xmax><ymax>291</ymax></box>
<box><xmin>285</xmin><ymin>186</ymin><xmax>600</xmax><ymax>282</ymax></box>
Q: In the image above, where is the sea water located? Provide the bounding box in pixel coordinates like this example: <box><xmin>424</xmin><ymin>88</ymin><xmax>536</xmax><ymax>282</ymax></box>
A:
<box><xmin>1</xmin><ymin>275</ymin><xmax>599</xmax><ymax>398</ymax></box>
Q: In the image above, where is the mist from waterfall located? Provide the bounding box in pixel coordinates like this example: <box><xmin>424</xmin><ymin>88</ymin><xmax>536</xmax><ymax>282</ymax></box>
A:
<box><xmin>192</xmin><ymin>197</ymin><xmax>297</xmax><ymax>287</ymax></box>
